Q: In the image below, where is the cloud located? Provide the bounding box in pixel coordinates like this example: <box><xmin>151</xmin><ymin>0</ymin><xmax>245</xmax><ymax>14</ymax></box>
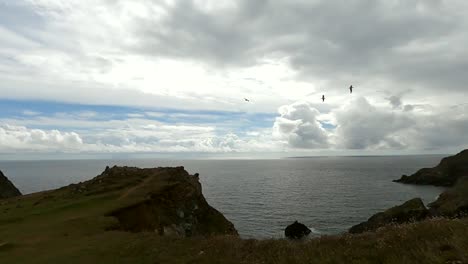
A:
<box><xmin>1</xmin><ymin>1</ymin><xmax>468</xmax><ymax>155</ymax></box>
<box><xmin>128</xmin><ymin>0</ymin><xmax>468</xmax><ymax>94</ymax></box>
<box><xmin>273</xmin><ymin>101</ymin><xmax>330</xmax><ymax>149</ymax></box>
<box><xmin>1</xmin><ymin>0</ymin><xmax>467</xmax><ymax>114</ymax></box>
<box><xmin>275</xmin><ymin>96</ymin><xmax>468</xmax><ymax>152</ymax></box>
<box><xmin>0</xmin><ymin>108</ymin><xmax>279</xmax><ymax>154</ymax></box>
<box><xmin>387</xmin><ymin>95</ymin><xmax>402</xmax><ymax>109</ymax></box>
<box><xmin>0</xmin><ymin>124</ymin><xmax>83</xmax><ymax>152</ymax></box>
<box><xmin>1</xmin><ymin>97</ymin><xmax>467</xmax><ymax>155</ymax></box>
<box><xmin>334</xmin><ymin>97</ymin><xmax>411</xmax><ymax>149</ymax></box>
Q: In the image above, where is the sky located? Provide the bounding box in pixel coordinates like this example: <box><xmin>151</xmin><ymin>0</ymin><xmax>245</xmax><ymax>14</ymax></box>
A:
<box><xmin>1</xmin><ymin>0</ymin><xmax>467</xmax><ymax>159</ymax></box>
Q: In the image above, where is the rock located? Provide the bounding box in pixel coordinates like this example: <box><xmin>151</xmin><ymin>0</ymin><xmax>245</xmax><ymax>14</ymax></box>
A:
<box><xmin>349</xmin><ymin>198</ymin><xmax>429</xmax><ymax>234</ymax></box>
<box><xmin>429</xmin><ymin>176</ymin><xmax>468</xmax><ymax>217</ymax></box>
<box><xmin>285</xmin><ymin>221</ymin><xmax>311</xmax><ymax>239</ymax></box>
<box><xmin>394</xmin><ymin>149</ymin><xmax>468</xmax><ymax>187</ymax></box>
<box><xmin>103</xmin><ymin>166</ymin><xmax>238</xmax><ymax>237</ymax></box>
<box><xmin>0</xmin><ymin>170</ymin><xmax>21</xmax><ymax>199</ymax></box>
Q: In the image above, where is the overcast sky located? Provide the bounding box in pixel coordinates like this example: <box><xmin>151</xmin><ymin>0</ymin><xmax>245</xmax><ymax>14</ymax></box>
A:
<box><xmin>1</xmin><ymin>0</ymin><xmax>467</xmax><ymax>158</ymax></box>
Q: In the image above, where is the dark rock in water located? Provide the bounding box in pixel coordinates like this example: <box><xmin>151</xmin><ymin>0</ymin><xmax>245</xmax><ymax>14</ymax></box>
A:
<box><xmin>349</xmin><ymin>198</ymin><xmax>429</xmax><ymax>234</ymax></box>
<box><xmin>429</xmin><ymin>176</ymin><xmax>468</xmax><ymax>217</ymax></box>
<box><xmin>285</xmin><ymin>221</ymin><xmax>311</xmax><ymax>239</ymax></box>
<box><xmin>0</xmin><ymin>170</ymin><xmax>21</xmax><ymax>199</ymax></box>
<box><xmin>394</xmin><ymin>149</ymin><xmax>468</xmax><ymax>187</ymax></box>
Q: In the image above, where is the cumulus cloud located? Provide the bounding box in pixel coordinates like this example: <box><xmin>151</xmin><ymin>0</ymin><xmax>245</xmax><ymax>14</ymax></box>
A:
<box><xmin>0</xmin><ymin>119</ymin><xmax>278</xmax><ymax>154</ymax></box>
<box><xmin>273</xmin><ymin>101</ymin><xmax>329</xmax><ymax>149</ymax></box>
<box><xmin>334</xmin><ymin>97</ymin><xmax>411</xmax><ymax>149</ymax></box>
<box><xmin>0</xmin><ymin>124</ymin><xmax>83</xmax><ymax>152</ymax></box>
<box><xmin>274</xmin><ymin>97</ymin><xmax>468</xmax><ymax>151</ymax></box>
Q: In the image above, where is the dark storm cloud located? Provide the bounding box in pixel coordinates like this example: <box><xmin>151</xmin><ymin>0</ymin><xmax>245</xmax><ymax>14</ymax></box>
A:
<box><xmin>132</xmin><ymin>0</ymin><xmax>466</xmax><ymax>92</ymax></box>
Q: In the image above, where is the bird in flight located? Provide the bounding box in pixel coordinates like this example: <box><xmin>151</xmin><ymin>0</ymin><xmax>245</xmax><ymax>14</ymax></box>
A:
<box><xmin>244</xmin><ymin>98</ymin><xmax>250</xmax><ymax>102</ymax></box>
<box><xmin>322</xmin><ymin>95</ymin><xmax>325</xmax><ymax>102</ymax></box>
<box><xmin>349</xmin><ymin>85</ymin><xmax>353</xmax><ymax>94</ymax></box>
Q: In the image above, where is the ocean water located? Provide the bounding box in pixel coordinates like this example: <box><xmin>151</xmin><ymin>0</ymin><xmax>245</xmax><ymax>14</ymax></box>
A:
<box><xmin>0</xmin><ymin>156</ymin><xmax>446</xmax><ymax>238</ymax></box>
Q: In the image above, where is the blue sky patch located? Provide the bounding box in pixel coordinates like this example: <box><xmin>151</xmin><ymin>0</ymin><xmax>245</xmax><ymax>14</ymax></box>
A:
<box><xmin>0</xmin><ymin>99</ymin><xmax>276</xmax><ymax>133</ymax></box>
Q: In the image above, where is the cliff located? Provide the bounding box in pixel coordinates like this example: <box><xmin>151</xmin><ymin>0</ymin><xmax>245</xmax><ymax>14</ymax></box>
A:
<box><xmin>0</xmin><ymin>170</ymin><xmax>21</xmax><ymax>199</ymax></box>
<box><xmin>0</xmin><ymin>166</ymin><xmax>236</xmax><ymax>238</ymax></box>
<box><xmin>351</xmin><ymin>151</ymin><xmax>468</xmax><ymax>234</ymax></box>
<box><xmin>394</xmin><ymin>149</ymin><xmax>468</xmax><ymax>186</ymax></box>
<box><xmin>100</xmin><ymin>166</ymin><xmax>238</xmax><ymax>236</ymax></box>
<box><xmin>349</xmin><ymin>198</ymin><xmax>429</xmax><ymax>234</ymax></box>
<box><xmin>429</xmin><ymin>176</ymin><xmax>468</xmax><ymax>217</ymax></box>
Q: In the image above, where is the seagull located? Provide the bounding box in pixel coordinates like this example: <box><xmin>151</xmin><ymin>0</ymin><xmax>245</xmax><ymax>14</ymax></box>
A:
<box><xmin>322</xmin><ymin>95</ymin><xmax>325</xmax><ymax>102</ymax></box>
<box><xmin>244</xmin><ymin>98</ymin><xmax>250</xmax><ymax>102</ymax></box>
<box><xmin>349</xmin><ymin>85</ymin><xmax>353</xmax><ymax>94</ymax></box>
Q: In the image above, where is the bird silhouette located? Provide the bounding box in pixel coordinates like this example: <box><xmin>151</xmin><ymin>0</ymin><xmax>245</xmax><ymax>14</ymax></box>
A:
<box><xmin>322</xmin><ymin>95</ymin><xmax>325</xmax><ymax>102</ymax></box>
<box><xmin>349</xmin><ymin>85</ymin><xmax>353</xmax><ymax>94</ymax></box>
<box><xmin>244</xmin><ymin>98</ymin><xmax>250</xmax><ymax>102</ymax></box>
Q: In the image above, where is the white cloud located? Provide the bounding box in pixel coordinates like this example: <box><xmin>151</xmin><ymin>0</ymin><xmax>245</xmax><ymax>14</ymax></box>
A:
<box><xmin>273</xmin><ymin>101</ymin><xmax>330</xmax><ymax>149</ymax></box>
<box><xmin>274</xmin><ymin>96</ymin><xmax>468</xmax><ymax>152</ymax></box>
<box><xmin>0</xmin><ymin>124</ymin><xmax>83</xmax><ymax>152</ymax></box>
<box><xmin>0</xmin><ymin>118</ymin><xmax>278</xmax><ymax>154</ymax></box>
<box><xmin>2</xmin><ymin>0</ymin><xmax>466</xmax><ymax>114</ymax></box>
<box><xmin>22</xmin><ymin>110</ymin><xmax>41</xmax><ymax>116</ymax></box>
<box><xmin>334</xmin><ymin>97</ymin><xmax>412</xmax><ymax>149</ymax></box>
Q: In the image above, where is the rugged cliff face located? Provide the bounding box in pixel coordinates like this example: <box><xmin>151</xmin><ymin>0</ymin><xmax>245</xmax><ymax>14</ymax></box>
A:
<box><xmin>394</xmin><ymin>149</ymin><xmax>468</xmax><ymax>186</ymax></box>
<box><xmin>429</xmin><ymin>176</ymin><xmax>468</xmax><ymax>217</ymax></box>
<box><xmin>100</xmin><ymin>166</ymin><xmax>238</xmax><ymax>236</ymax></box>
<box><xmin>58</xmin><ymin>165</ymin><xmax>238</xmax><ymax>237</ymax></box>
<box><xmin>0</xmin><ymin>170</ymin><xmax>21</xmax><ymax>199</ymax></box>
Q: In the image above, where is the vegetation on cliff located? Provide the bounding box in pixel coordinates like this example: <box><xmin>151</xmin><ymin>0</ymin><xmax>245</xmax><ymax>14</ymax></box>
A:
<box><xmin>429</xmin><ymin>176</ymin><xmax>468</xmax><ymax>217</ymax></box>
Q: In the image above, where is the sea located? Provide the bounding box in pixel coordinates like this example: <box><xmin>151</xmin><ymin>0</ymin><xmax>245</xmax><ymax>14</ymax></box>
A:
<box><xmin>0</xmin><ymin>156</ymin><xmax>446</xmax><ymax>239</ymax></box>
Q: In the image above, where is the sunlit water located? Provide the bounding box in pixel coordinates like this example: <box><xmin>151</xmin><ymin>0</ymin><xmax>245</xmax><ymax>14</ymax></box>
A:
<box><xmin>0</xmin><ymin>156</ymin><xmax>445</xmax><ymax>238</ymax></box>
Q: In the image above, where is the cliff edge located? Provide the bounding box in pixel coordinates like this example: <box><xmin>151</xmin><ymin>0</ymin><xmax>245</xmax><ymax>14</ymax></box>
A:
<box><xmin>351</xmin><ymin>151</ymin><xmax>468</xmax><ymax>234</ymax></box>
<box><xmin>0</xmin><ymin>170</ymin><xmax>21</xmax><ymax>199</ymax></box>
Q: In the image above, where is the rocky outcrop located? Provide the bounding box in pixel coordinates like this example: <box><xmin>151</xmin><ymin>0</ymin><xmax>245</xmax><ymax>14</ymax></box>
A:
<box><xmin>394</xmin><ymin>149</ymin><xmax>468</xmax><ymax>187</ymax></box>
<box><xmin>429</xmin><ymin>176</ymin><xmax>468</xmax><ymax>217</ymax></box>
<box><xmin>98</xmin><ymin>166</ymin><xmax>238</xmax><ymax>237</ymax></box>
<box><xmin>285</xmin><ymin>221</ymin><xmax>311</xmax><ymax>239</ymax></box>
<box><xmin>352</xmin><ymin>150</ymin><xmax>468</xmax><ymax>234</ymax></box>
<box><xmin>349</xmin><ymin>198</ymin><xmax>429</xmax><ymax>234</ymax></box>
<box><xmin>0</xmin><ymin>170</ymin><xmax>21</xmax><ymax>199</ymax></box>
